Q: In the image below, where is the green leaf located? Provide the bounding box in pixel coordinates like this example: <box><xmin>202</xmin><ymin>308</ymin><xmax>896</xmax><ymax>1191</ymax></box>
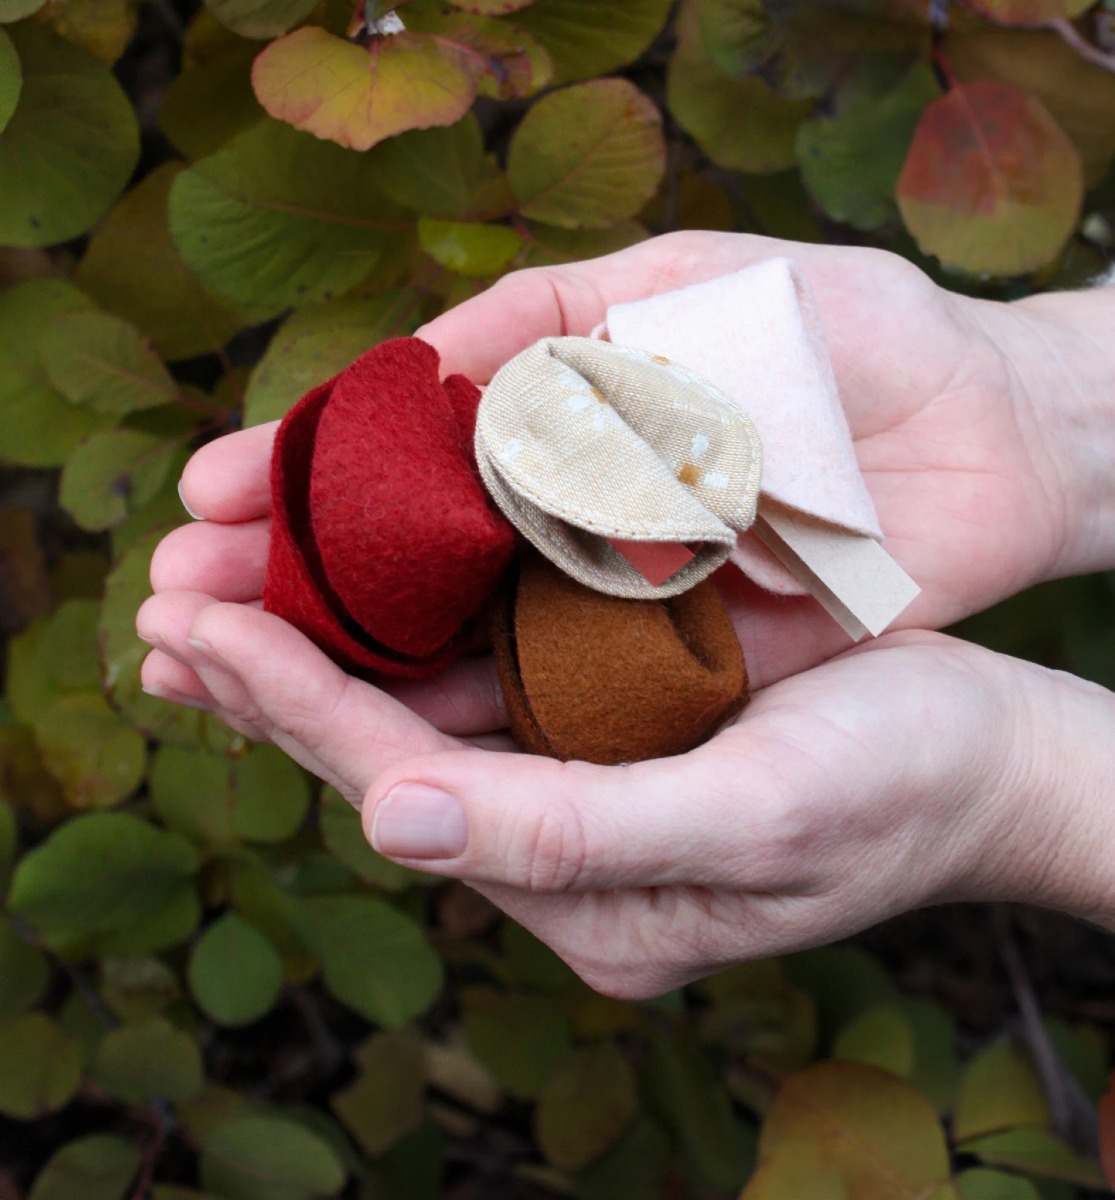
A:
<box><xmin>331</xmin><ymin>1029</ymin><xmax>426</xmax><ymax>1156</ymax></box>
<box><xmin>0</xmin><ymin>0</ymin><xmax>46</xmax><ymax>20</ymax></box>
<box><xmin>782</xmin><ymin>945</ymin><xmax>898</xmax><ymax>1047</ymax></box>
<box><xmin>668</xmin><ymin>3</ymin><xmax>810</xmax><ymax>175</ymax></box>
<box><xmin>751</xmin><ymin>1061</ymin><xmax>951</xmax><ymax>1199</ymax></box>
<box><xmin>797</xmin><ymin>61</ymin><xmax>940</xmax><ymax>231</ymax></box>
<box><xmin>99</xmin><ymin>532</ymin><xmax>239</xmax><ymax>750</ymax></box>
<box><xmin>0</xmin><ymin>794</ymin><xmax>15</xmax><ymax>894</ymax></box>
<box><xmin>243</xmin><ymin>295</ymin><xmax>412</xmax><ymax>427</ymax></box>
<box><xmin>10</xmin><ymin>811</ymin><xmax>198</xmax><ymax>941</ymax></box>
<box><xmin>958</xmin><ymin>1128</ymin><xmax>1105</xmax><ymax>1188</ymax></box>
<box><xmin>252</xmin><ymin>27</ymin><xmax>480</xmax><ymax>151</ymax></box>
<box><xmin>201</xmin><ymin>1114</ymin><xmax>347</xmax><ymax>1200</ymax></box>
<box><xmin>189</xmin><ymin>912</ymin><xmax>283</xmax><ymax>1026</ymax></box>
<box><xmin>509</xmin><ymin>79</ymin><xmax>665</xmax><ymax>229</ymax></box>
<box><xmin>40</xmin><ymin>311</ymin><xmax>176</xmax><ymax>415</ymax></box>
<box><xmin>0</xmin><ymin>24</ymin><xmax>139</xmax><ymax>247</ymax></box>
<box><xmin>169</xmin><ymin>118</ymin><xmax>406</xmax><ymax>314</ymax></box>
<box><xmin>520</xmin><ymin>220</ymin><xmax>648</xmax><ymax>267</ymax></box>
<box><xmin>0</xmin><ymin>27</ymin><xmax>20</xmax><ymax>132</ymax></box>
<box><xmin>298</xmin><ymin>894</ymin><xmax>443</xmax><ymax>1027</ymax></box>
<box><xmin>37</xmin><ymin>0</ymin><xmax>138</xmax><ymax>66</ymax></box>
<box><xmin>0</xmin><ymin>1012</ymin><xmax>82</xmax><ymax>1118</ymax></box>
<box><xmin>514</xmin><ymin>0</ymin><xmax>672</xmax><ymax>84</ymax></box>
<box><xmin>418</xmin><ymin>218</ymin><xmax>522</xmax><ymax>276</ymax></box>
<box><xmin>94</xmin><ymin>1016</ymin><xmax>204</xmax><ymax>1104</ymax></box>
<box><xmin>160</xmin><ymin>42</ymin><xmax>263</xmax><ymax>161</ymax></box>
<box><xmin>966</xmin><ymin>0</ymin><xmax>1092</xmax><ymax>21</ymax></box>
<box><xmin>536</xmin><ymin>1042</ymin><xmax>638</xmax><ymax>1171</ymax></box>
<box><xmin>896</xmin><ymin>81</ymin><xmax>1083</xmax><ymax>277</ymax></box>
<box><xmin>39</xmin><ymin>600</ymin><xmax>104</xmax><ymax>693</ymax></box>
<box><xmin>953</xmin><ymin>1037</ymin><xmax>1048</xmax><ymax>1141</ymax></box>
<box><xmin>957</xmin><ymin>1167</ymin><xmax>1041</xmax><ymax>1200</ymax></box>
<box><xmin>0</xmin><ymin>278</ymin><xmax>117</xmax><ymax>468</ymax></box>
<box><xmin>28</xmin><ymin>1135</ymin><xmax>140</xmax><ymax>1200</ymax></box>
<box><xmin>645</xmin><ymin>1027</ymin><xmax>755</xmax><ymax>1191</ymax></box>
<box><xmin>834</xmin><ymin>1004</ymin><xmax>916</xmax><ymax>1077</ymax></box>
<box><xmin>33</xmin><ymin>693</ymin><xmax>147</xmax><ymax>809</ymax></box>
<box><xmin>697</xmin><ymin>0</ymin><xmax>781</xmax><ymax>77</ymax></box>
<box><xmin>76</xmin><ymin>164</ymin><xmax>249</xmax><ymax>361</ymax></box>
<box><xmin>205</xmin><ymin>0</ymin><xmax>317</xmax><ymax>38</ymax></box>
<box><xmin>572</xmin><ymin>1116</ymin><xmax>673</xmax><ymax>1200</ymax></box>
<box><xmin>368</xmin><ymin>115</ymin><xmax>489</xmax><ymax>218</ymax></box>
<box><xmin>99</xmin><ymin>956</ymin><xmax>181</xmax><ymax>1023</ymax></box>
<box><xmin>899</xmin><ymin>995</ymin><xmax>960</xmax><ymax>1115</ymax></box>
<box><xmin>60</xmin><ymin>429</ymin><xmax>178</xmax><ymax>532</ymax></box>
<box><xmin>0</xmin><ymin>912</ymin><xmax>50</xmax><ymax>1020</ymax></box>
<box><xmin>318</xmin><ymin>787</ymin><xmax>428</xmax><ymax>891</ymax></box>
<box><xmin>151</xmin><ymin>744</ymin><xmax>310</xmax><ymax>845</ymax></box>
<box><xmin>461</xmin><ymin>987</ymin><xmax>572</xmax><ymax>1100</ymax></box>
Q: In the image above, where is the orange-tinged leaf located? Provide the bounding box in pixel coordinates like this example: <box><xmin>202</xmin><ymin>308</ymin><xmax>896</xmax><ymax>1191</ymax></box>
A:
<box><xmin>1099</xmin><ymin>1069</ymin><xmax>1115</xmax><ymax>1186</ymax></box>
<box><xmin>966</xmin><ymin>0</ymin><xmax>1092</xmax><ymax>24</ymax></box>
<box><xmin>252</xmin><ymin>26</ymin><xmax>477</xmax><ymax>151</ymax></box>
<box><xmin>752</xmin><ymin>1060</ymin><xmax>951</xmax><ymax>1199</ymax></box>
<box><xmin>896</xmin><ymin>81</ymin><xmax>1082</xmax><ymax>276</ymax></box>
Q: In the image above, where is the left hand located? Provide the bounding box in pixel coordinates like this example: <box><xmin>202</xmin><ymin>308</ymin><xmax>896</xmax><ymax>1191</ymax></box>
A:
<box><xmin>135</xmin><ymin>595</ymin><xmax>1115</xmax><ymax>996</ymax></box>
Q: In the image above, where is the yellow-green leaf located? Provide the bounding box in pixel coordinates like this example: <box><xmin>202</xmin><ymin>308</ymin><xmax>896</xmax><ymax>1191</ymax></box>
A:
<box><xmin>513</xmin><ymin>0</ymin><xmax>671</xmax><ymax>84</ymax></box>
<box><xmin>833</xmin><ymin>1004</ymin><xmax>916</xmax><ymax>1077</ymax></box>
<box><xmin>243</xmin><ymin>294</ymin><xmax>412</xmax><ymax>426</ymax></box>
<box><xmin>252</xmin><ymin>26</ymin><xmax>477</xmax><ymax>152</ymax></box>
<box><xmin>41</xmin><ymin>312</ymin><xmax>176</xmax><ymax>415</ymax></box>
<box><xmin>160</xmin><ymin>41</ymin><xmax>263</xmax><ymax>161</ymax></box>
<box><xmin>445</xmin><ymin>0</ymin><xmax>533</xmax><ymax>12</ymax></box>
<box><xmin>0</xmin><ymin>0</ymin><xmax>45</xmax><ymax>19</ymax></box>
<box><xmin>368</xmin><ymin>115</ymin><xmax>490</xmax><ymax>218</ymax></box>
<box><xmin>508</xmin><ymin>79</ymin><xmax>664</xmax><ymax>229</ymax></box>
<box><xmin>36</xmin><ymin>0</ymin><xmax>138</xmax><ymax>64</ymax></box>
<box><xmin>99</xmin><ymin>956</ymin><xmax>180</xmax><ymax>1023</ymax></box>
<box><xmin>697</xmin><ymin>0</ymin><xmax>781</xmax><ymax>77</ymax></box>
<box><xmin>462</xmin><ymin>988</ymin><xmax>572</xmax><ymax>1099</ymax></box>
<box><xmin>520</xmin><ymin>220</ymin><xmax>648</xmax><ymax>266</ymax></box>
<box><xmin>668</xmin><ymin>0</ymin><xmax>809</xmax><ymax>174</ymax></box>
<box><xmin>953</xmin><ymin>1037</ymin><xmax>1048</xmax><ymax>1141</ymax></box>
<box><xmin>752</xmin><ymin>1060</ymin><xmax>951</xmax><ymax>1199</ymax></box>
<box><xmin>958</xmin><ymin>1128</ymin><xmax>1105</xmax><ymax>1188</ymax></box>
<box><xmin>76</xmin><ymin>164</ymin><xmax>249</xmax><ymax>361</ymax></box>
<box><xmin>0</xmin><ymin>1012</ymin><xmax>82</xmax><ymax>1118</ymax></box>
<box><xmin>331</xmin><ymin>1029</ymin><xmax>426</xmax><ymax>1156</ymax></box>
<box><xmin>536</xmin><ymin>1042</ymin><xmax>638</xmax><ymax>1171</ymax></box>
<box><xmin>0</xmin><ymin>912</ymin><xmax>50</xmax><ymax>1021</ymax></box>
<box><xmin>28</xmin><ymin>1134</ymin><xmax>140</xmax><ymax>1200</ymax></box>
<box><xmin>205</xmin><ymin>0</ymin><xmax>317</xmax><ymax>38</ymax></box>
<box><xmin>0</xmin><ymin>24</ymin><xmax>139</xmax><ymax>247</ymax></box>
<box><xmin>418</xmin><ymin>218</ymin><xmax>521</xmax><ymax>276</ymax></box>
<box><xmin>168</xmin><ymin>118</ymin><xmax>406</xmax><ymax>314</ymax></box>
<box><xmin>94</xmin><ymin>1016</ymin><xmax>204</xmax><ymax>1104</ymax></box>
<box><xmin>896</xmin><ymin>81</ymin><xmax>1083</xmax><ymax>277</ymax></box>
<box><xmin>956</xmin><ymin>1167</ymin><xmax>1040</xmax><ymax>1200</ymax></box>
<box><xmin>965</xmin><ymin>0</ymin><xmax>1092</xmax><ymax>22</ymax></box>
<box><xmin>0</xmin><ymin>28</ymin><xmax>20</xmax><ymax>131</ymax></box>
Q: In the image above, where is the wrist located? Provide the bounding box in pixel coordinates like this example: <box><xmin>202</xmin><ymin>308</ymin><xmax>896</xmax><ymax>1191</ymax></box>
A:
<box><xmin>989</xmin><ymin>283</ymin><xmax>1115</xmax><ymax>581</ymax></box>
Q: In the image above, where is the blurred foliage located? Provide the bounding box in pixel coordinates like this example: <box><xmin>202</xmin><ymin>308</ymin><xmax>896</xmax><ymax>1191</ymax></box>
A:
<box><xmin>1</xmin><ymin>0</ymin><xmax>1115</xmax><ymax>1196</ymax></box>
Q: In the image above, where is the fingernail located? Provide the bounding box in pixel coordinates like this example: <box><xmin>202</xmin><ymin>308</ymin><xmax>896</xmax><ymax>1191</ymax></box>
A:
<box><xmin>372</xmin><ymin>784</ymin><xmax>468</xmax><ymax>860</ymax></box>
<box><xmin>178</xmin><ymin>480</ymin><xmax>204</xmax><ymax>521</ymax></box>
<box><xmin>142</xmin><ymin>684</ymin><xmax>212</xmax><ymax>713</ymax></box>
<box><xmin>187</xmin><ymin>636</ymin><xmax>214</xmax><ymax>654</ymax></box>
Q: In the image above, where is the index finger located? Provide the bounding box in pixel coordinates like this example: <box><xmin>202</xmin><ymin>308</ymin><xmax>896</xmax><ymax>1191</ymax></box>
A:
<box><xmin>178</xmin><ymin>421</ymin><xmax>277</xmax><ymax>523</ymax></box>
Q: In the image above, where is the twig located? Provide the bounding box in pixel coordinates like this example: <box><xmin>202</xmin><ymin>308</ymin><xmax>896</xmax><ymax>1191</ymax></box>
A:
<box><xmin>1046</xmin><ymin>18</ymin><xmax>1115</xmax><ymax>75</ymax></box>
<box><xmin>993</xmin><ymin>905</ymin><xmax>1098</xmax><ymax>1155</ymax></box>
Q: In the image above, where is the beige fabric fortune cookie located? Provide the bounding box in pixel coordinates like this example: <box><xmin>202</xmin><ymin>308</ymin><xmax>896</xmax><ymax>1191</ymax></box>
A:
<box><xmin>475</xmin><ymin>337</ymin><xmax>762</xmax><ymax>600</ymax></box>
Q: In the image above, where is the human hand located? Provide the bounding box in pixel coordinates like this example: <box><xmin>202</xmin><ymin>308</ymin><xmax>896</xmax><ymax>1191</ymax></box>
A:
<box><xmin>142</xmin><ymin>230</ymin><xmax>1100</xmax><ymax>719</ymax></box>
<box><xmin>134</xmin><ymin>597</ymin><xmax>1115</xmax><ymax>996</ymax></box>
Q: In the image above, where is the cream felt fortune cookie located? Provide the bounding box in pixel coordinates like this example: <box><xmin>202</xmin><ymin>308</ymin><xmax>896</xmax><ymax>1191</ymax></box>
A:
<box><xmin>475</xmin><ymin>337</ymin><xmax>763</xmax><ymax>600</ymax></box>
<box><xmin>263</xmin><ymin>337</ymin><xmax>516</xmax><ymax>679</ymax></box>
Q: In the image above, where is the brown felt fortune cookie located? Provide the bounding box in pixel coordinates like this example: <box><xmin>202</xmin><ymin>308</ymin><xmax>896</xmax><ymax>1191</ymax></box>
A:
<box><xmin>263</xmin><ymin>337</ymin><xmax>516</xmax><ymax>679</ymax></box>
<box><xmin>478</xmin><ymin>337</ymin><xmax>756</xmax><ymax>764</ymax></box>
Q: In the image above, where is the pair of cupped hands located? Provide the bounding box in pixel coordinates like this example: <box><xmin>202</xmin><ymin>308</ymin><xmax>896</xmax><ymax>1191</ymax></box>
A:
<box><xmin>137</xmin><ymin>232</ymin><xmax>1114</xmax><ymax>998</ymax></box>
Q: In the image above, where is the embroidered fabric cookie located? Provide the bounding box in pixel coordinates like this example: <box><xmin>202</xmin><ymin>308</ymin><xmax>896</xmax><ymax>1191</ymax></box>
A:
<box><xmin>492</xmin><ymin>549</ymin><xmax>748</xmax><ymax>765</ymax></box>
<box><xmin>475</xmin><ymin>336</ymin><xmax>763</xmax><ymax>600</ymax></box>
<box><xmin>263</xmin><ymin>337</ymin><xmax>516</xmax><ymax>678</ymax></box>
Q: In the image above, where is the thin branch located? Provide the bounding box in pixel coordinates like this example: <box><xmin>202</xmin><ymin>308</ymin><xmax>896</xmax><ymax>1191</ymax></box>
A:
<box><xmin>1046</xmin><ymin>18</ymin><xmax>1115</xmax><ymax>75</ymax></box>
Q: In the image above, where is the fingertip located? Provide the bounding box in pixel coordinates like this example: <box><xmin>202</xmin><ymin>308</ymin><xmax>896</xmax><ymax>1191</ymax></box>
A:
<box><xmin>178</xmin><ymin>422</ymin><xmax>278</xmax><ymax>522</ymax></box>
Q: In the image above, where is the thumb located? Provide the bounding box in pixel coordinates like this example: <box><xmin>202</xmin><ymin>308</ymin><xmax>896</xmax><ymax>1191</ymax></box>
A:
<box><xmin>361</xmin><ymin>740</ymin><xmax>777</xmax><ymax>893</ymax></box>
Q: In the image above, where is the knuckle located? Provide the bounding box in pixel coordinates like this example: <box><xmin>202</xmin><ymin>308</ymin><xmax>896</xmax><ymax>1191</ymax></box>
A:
<box><xmin>514</xmin><ymin>795</ymin><xmax>591</xmax><ymax>894</ymax></box>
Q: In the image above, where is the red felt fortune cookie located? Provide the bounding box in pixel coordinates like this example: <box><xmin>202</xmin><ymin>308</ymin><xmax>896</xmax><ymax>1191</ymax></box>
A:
<box><xmin>263</xmin><ymin>337</ymin><xmax>517</xmax><ymax>678</ymax></box>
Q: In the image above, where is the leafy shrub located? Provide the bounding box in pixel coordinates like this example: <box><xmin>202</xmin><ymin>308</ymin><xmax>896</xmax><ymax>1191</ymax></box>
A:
<box><xmin>1</xmin><ymin>0</ymin><xmax>1114</xmax><ymax>1196</ymax></box>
